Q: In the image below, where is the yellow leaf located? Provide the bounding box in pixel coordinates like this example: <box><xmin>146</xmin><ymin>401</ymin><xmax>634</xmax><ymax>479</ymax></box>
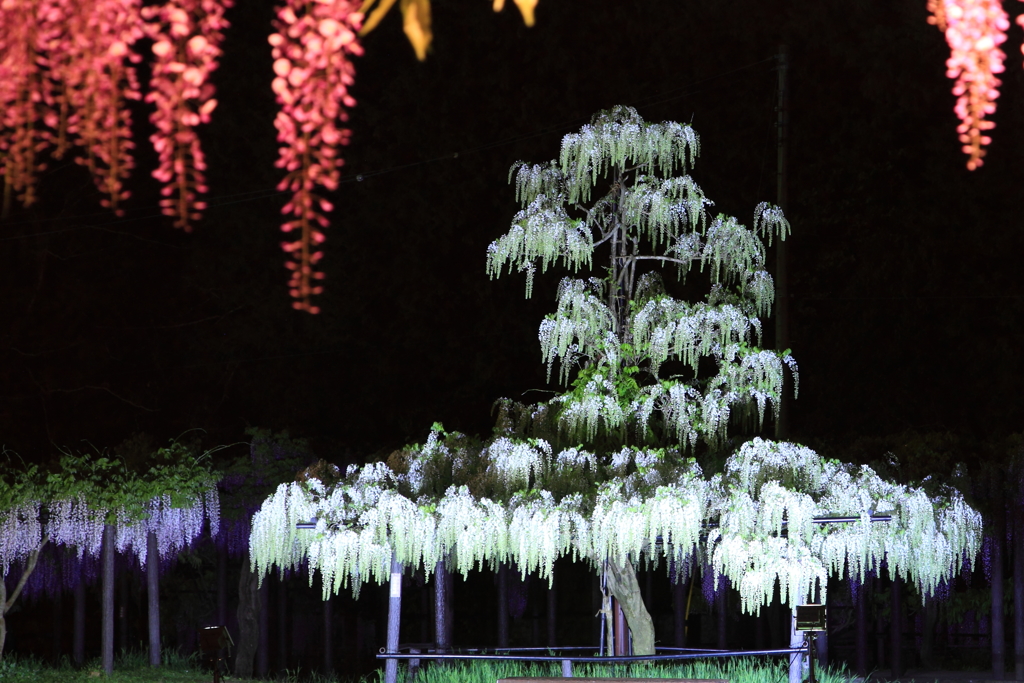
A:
<box><xmin>400</xmin><ymin>0</ymin><xmax>432</xmax><ymax>61</ymax></box>
<box><xmin>359</xmin><ymin>0</ymin><xmax>399</xmax><ymax>36</ymax></box>
<box><xmin>513</xmin><ymin>0</ymin><xmax>536</xmax><ymax>26</ymax></box>
<box><xmin>492</xmin><ymin>0</ymin><xmax>504</xmax><ymax>11</ymax></box>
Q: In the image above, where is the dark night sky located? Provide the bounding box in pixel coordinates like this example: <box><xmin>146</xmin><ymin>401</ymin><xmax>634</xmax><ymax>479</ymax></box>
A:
<box><xmin>3</xmin><ymin>0</ymin><xmax>1023</xmax><ymax>463</ymax></box>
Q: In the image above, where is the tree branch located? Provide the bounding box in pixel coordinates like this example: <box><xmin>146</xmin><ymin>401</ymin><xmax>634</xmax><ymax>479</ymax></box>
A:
<box><xmin>632</xmin><ymin>255</ymin><xmax>694</xmax><ymax>267</ymax></box>
<box><xmin>5</xmin><ymin>535</ymin><xmax>48</xmax><ymax>613</ymax></box>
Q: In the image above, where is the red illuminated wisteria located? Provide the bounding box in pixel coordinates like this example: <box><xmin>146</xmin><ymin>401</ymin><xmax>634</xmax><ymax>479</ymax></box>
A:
<box><xmin>142</xmin><ymin>0</ymin><xmax>232</xmax><ymax>231</ymax></box>
<box><xmin>927</xmin><ymin>0</ymin><xmax>1010</xmax><ymax>170</ymax></box>
<box><xmin>62</xmin><ymin>0</ymin><xmax>145</xmax><ymax>213</ymax></box>
<box><xmin>0</xmin><ymin>0</ymin><xmax>56</xmax><ymax>211</ymax></box>
<box><xmin>270</xmin><ymin>0</ymin><xmax>363</xmax><ymax>314</ymax></box>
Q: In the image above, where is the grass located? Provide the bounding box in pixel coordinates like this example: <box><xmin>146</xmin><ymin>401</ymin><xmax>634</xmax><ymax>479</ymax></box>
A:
<box><xmin>391</xmin><ymin>657</ymin><xmax>852</xmax><ymax>683</ymax></box>
<box><xmin>0</xmin><ymin>652</ymin><xmax>854</xmax><ymax>683</ymax></box>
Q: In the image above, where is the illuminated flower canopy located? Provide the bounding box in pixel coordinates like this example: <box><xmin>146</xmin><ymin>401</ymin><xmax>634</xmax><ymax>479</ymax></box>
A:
<box><xmin>250</xmin><ymin>428</ymin><xmax>982</xmax><ymax>614</ymax></box>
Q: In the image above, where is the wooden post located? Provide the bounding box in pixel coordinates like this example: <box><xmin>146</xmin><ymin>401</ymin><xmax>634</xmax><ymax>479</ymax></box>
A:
<box><xmin>277</xmin><ymin>571</ymin><xmax>288</xmax><ymax>673</ymax></box>
<box><xmin>147</xmin><ymin>531</ymin><xmax>160</xmax><ymax>666</ymax></box>
<box><xmin>102</xmin><ymin>524</ymin><xmax>115</xmax><ymax>675</ymax></box>
<box><xmin>216</xmin><ymin>545</ymin><xmax>227</xmax><ymax>627</ymax></box>
<box><xmin>855</xmin><ymin>578</ymin><xmax>868</xmax><ymax>676</ymax></box>
<box><xmin>385</xmin><ymin>553</ymin><xmax>403</xmax><ymax>683</ymax></box>
<box><xmin>891</xmin><ymin>574</ymin><xmax>903</xmax><ymax>679</ymax></box>
<box><xmin>498</xmin><ymin>563</ymin><xmax>509</xmax><ymax>648</ymax></box>
<box><xmin>73</xmin><ymin>571</ymin><xmax>85</xmax><ymax>665</ymax></box>
<box><xmin>323</xmin><ymin>594</ymin><xmax>334</xmax><ymax>675</ymax></box>
<box><xmin>547</xmin><ymin>565</ymin><xmax>557</xmax><ymax>648</ymax></box>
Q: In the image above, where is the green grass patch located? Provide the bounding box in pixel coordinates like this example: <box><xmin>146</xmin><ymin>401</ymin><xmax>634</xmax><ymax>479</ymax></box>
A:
<box><xmin>0</xmin><ymin>653</ymin><xmax>852</xmax><ymax>683</ymax></box>
<box><xmin>390</xmin><ymin>657</ymin><xmax>852</xmax><ymax>683</ymax></box>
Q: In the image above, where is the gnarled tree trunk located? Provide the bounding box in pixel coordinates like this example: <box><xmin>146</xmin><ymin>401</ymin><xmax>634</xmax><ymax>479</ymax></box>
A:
<box><xmin>0</xmin><ymin>535</ymin><xmax>48</xmax><ymax>659</ymax></box>
<box><xmin>605</xmin><ymin>558</ymin><xmax>655</xmax><ymax>655</ymax></box>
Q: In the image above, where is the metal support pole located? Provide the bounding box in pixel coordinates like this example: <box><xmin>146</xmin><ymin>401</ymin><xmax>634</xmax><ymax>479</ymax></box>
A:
<box><xmin>385</xmin><ymin>554</ymin><xmax>402</xmax><ymax>683</ymax></box>
<box><xmin>789</xmin><ymin>609</ymin><xmax>803</xmax><ymax>683</ymax></box>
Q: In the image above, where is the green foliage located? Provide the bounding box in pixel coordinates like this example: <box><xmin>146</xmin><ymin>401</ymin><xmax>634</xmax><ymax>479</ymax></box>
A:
<box><xmin>46</xmin><ymin>437</ymin><xmax>221</xmax><ymax>527</ymax></box>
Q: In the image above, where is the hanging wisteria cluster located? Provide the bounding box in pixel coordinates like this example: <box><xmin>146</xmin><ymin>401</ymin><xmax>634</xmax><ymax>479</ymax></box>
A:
<box><xmin>926</xmin><ymin>0</ymin><xmax>1012</xmax><ymax>169</ymax></box>
<box><xmin>45</xmin><ymin>473</ymin><xmax>220</xmax><ymax>567</ymax></box>
<box><xmin>0</xmin><ymin>0</ymin><xmax>230</xmax><ymax>220</ymax></box>
<box><xmin>269</xmin><ymin>0</ymin><xmax>363</xmax><ymax>313</ymax></box>
<box><xmin>143</xmin><ymin>0</ymin><xmax>233</xmax><ymax>231</ymax></box>
<box><xmin>0</xmin><ymin>502</ymin><xmax>43</xmax><ymax>578</ymax></box>
<box><xmin>249</xmin><ymin>426</ymin><xmax>982</xmax><ymax>610</ymax></box>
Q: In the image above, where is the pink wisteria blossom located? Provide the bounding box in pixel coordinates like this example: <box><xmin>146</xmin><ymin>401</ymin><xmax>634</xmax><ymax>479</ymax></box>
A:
<box><xmin>58</xmin><ymin>0</ymin><xmax>145</xmax><ymax>214</ymax></box>
<box><xmin>142</xmin><ymin>0</ymin><xmax>232</xmax><ymax>231</ymax></box>
<box><xmin>0</xmin><ymin>0</ymin><xmax>62</xmax><ymax>210</ymax></box>
<box><xmin>269</xmin><ymin>0</ymin><xmax>363</xmax><ymax>314</ymax></box>
<box><xmin>927</xmin><ymin>0</ymin><xmax>1010</xmax><ymax>170</ymax></box>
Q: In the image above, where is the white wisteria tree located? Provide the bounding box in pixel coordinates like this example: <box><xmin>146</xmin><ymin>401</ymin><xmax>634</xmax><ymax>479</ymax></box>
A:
<box><xmin>250</xmin><ymin>107</ymin><xmax>982</xmax><ymax>658</ymax></box>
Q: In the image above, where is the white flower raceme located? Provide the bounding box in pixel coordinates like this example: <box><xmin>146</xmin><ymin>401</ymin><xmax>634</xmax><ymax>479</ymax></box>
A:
<box><xmin>48</xmin><ymin>494</ymin><xmax>106</xmax><ymax>559</ymax></box>
<box><xmin>706</xmin><ymin>438</ymin><xmax>982</xmax><ymax>611</ymax></box>
<box><xmin>114</xmin><ymin>488</ymin><xmax>220</xmax><ymax>566</ymax></box>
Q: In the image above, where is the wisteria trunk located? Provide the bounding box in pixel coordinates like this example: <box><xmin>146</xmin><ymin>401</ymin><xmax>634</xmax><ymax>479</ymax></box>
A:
<box><xmin>235</xmin><ymin>558</ymin><xmax>260</xmax><ymax>678</ymax></box>
<box><xmin>102</xmin><ymin>524</ymin><xmax>115</xmax><ymax>675</ymax></box>
<box><xmin>434</xmin><ymin>560</ymin><xmax>450</xmax><ymax>653</ymax></box>
<box><xmin>672</xmin><ymin>579</ymin><xmax>685</xmax><ymax>647</ymax></box>
<box><xmin>0</xmin><ymin>537</ymin><xmax>47</xmax><ymax>660</ymax></box>
<box><xmin>604</xmin><ymin>558</ymin><xmax>655</xmax><ymax>656</ymax></box>
<box><xmin>147</xmin><ymin>531</ymin><xmax>160</xmax><ymax>666</ymax></box>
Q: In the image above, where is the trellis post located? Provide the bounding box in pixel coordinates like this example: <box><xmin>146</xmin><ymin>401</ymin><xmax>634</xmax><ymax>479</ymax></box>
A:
<box><xmin>386</xmin><ymin>552</ymin><xmax>403</xmax><ymax>683</ymax></box>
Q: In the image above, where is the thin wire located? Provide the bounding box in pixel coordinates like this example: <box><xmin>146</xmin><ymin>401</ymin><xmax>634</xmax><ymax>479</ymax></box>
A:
<box><xmin>0</xmin><ymin>55</ymin><xmax>780</xmax><ymax>238</ymax></box>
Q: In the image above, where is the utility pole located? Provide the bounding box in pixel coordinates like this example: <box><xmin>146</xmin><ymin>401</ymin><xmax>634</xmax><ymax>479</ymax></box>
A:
<box><xmin>775</xmin><ymin>44</ymin><xmax>790</xmax><ymax>441</ymax></box>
